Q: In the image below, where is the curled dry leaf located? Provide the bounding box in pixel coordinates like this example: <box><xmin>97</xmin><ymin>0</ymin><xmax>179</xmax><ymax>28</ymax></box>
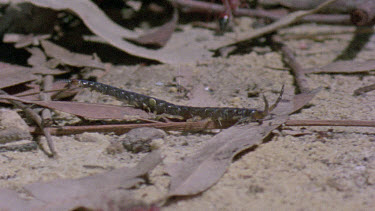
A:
<box><xmin>0</xmin><ymin>151</ymin><xmax>162</xmax><ymax>211</ymax></box>
<box><xmin>16</xmin><ymin>0</ymin><xmax>224</xmax><ymax>64</ymax></box>
<box><xmin>129</xmin><ymin>8</ymin><xmax>178</xmax><ymax>47</ymax></box>
<box><xmin>167</xmin><ymin>89</ymin><xmax>319</xmax><ymax>197</ymax></box>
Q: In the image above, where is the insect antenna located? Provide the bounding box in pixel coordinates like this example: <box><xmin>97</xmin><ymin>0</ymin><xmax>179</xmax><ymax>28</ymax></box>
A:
<box><xmin>269</xmin><ymin>85</ymin><xmax>284</xmax><ymax>113</ymax></box>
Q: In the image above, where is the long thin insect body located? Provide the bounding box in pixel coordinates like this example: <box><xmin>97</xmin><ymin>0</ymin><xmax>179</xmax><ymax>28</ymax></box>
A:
<box><xmin>69</xmin><ymin>79</ymin><xmax>280</xmax><ymax>122</ymax></box>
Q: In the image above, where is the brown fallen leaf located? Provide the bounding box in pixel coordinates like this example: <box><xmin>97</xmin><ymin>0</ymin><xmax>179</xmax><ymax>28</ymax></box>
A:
<box><xmin>41</xmin><ymin>40</ymin><xmax>105</xmax><ymax>69</ymax></box>
<box><xmin>0</xmin><ymin>61</ymin><xmax>67</xmax><ymax>89</ymax></box>
<box><xmin>8</xmin><ymin>81</ymin><xmax>75</xmax><ymax>102</ymax></box>
<box><xmin>19</xmin><ymin>0</ymin><xmax>219</xmax><ymax>64</ymax></box>
<box><xmin>0</xmin><ymin>151</ymin><xmax>162</xmax><ymax>211</ymax></box>
<box><xmin>0</xmin><ymin>95</ymin><xmax>152</xmax><ymax>120</ymax></box>
<box><xmin>129</xmin><ymin>8</ymin><xmax>178</xmax><ymax>47</ymax></box>
<box><xmin>167</xmin><ymin>89</ymin><xmax>318</xmax><ymax>197</ymax></box>
<box><xmin>303</xmin><ymin>60</ymin><xmax>375</xmax><ymax>74</ymax></box>
<box><xmin>3</xmin><ymin>33</ymin><xmax>51</xmax><ymax>48</ymax></box>
<box><xmin>0</xmin><ymin>63</ymin><xmax>37</xmax><ymax>89</ymax></box>
<box><xmin>26</xmin><ymin>47</ymin><xmax>47</xmax><ymax>66</ymax></box>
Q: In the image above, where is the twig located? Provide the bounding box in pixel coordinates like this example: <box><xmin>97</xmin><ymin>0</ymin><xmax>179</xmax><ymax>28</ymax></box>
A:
<box><xmin>29</xmin><ymin>118</ymin><xmax>375</xmax><ymax>136</ymax></box>
<box><xmin>0</xmin><ymin>90</ymin><xmax>57</xmax><ymax>157</ymax></box>
<box><xmin>29</xmin><ymin>121</ymin><xmax>226</xmax><ymax>135</ymax></box>
<box><xmin>353</xmin><ymin>83</ymin><xmax>375</xmax><ymax>95</ymax></box>
<box><xmin>39</xmin><ymin>75</ymin><xmax>57</xmax><ymax>156</ymax></box>
<box><xmin>174</xmin><ymin>0</ymin><xmax>350</xmax><ymax>24</ymax></box>
<box><xmin>40</xmin><ymin>75</ymin><xmax>53</xmax><ymax>125</ymax></box>
<box><xmin>219</xmin><ymin>0</ymin><xmax>338</xmax><ymax>47</ymax></box>
<box><xmin>285</xmin><ymin>119</ymin><xmax>375</xmax><ymax>127</ymax></box>
<box><xmin>272</xmin><ymin>35</ymin><xmax>310</xmax><ymax>93</ymax></box>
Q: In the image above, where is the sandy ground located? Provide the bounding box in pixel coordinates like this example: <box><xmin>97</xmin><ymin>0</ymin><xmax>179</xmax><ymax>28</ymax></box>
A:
<box><xmin>1</xmin><ymin>18</ymin><xmax>375</xmax><ymax>210</ymax></box>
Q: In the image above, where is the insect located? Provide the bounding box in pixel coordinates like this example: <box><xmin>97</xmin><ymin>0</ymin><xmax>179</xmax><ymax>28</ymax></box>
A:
<box><xmin>67</xmin><ymin>79</ymin><xmax>283</xmax><ymax>123</ymax></box>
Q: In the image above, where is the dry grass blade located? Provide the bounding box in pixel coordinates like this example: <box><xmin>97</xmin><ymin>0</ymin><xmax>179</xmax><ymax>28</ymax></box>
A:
<box><xmin>166</xmin><ymin>90</ymin><xmax>318</xmax><ymax>197</ymax></box>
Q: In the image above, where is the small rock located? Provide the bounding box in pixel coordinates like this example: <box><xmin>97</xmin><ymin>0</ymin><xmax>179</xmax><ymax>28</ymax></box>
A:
<box><xmin>120</xmin><ymin>127</ymin><xmax>166</xmax><ymax>153</ymax></box>
<box><xmin>75</xmin><ymin>132</ymin><xmax>108</xmax><ymax>143</ymax></box>
<box><xmin>150</xmin><ymin>138</ymin><xmax>164</xmax><ymax>150</ymax></box>
<box><xmin>106</xmin><ymin>141</ymin><xmax>124</xmax><ymax>155</ymax></box>
<box><xmin>0</xmin><ymin>109</ymin><xmax>31</xmax><ymax>144</ymax></box>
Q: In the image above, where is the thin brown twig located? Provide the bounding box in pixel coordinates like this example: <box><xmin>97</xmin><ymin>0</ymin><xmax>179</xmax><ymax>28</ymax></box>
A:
<box><xmin>272</xmin><ymin>35</ymin><xmax>310</xmax><ymax>93</ymax></box>
<box><xmin>39</xmin><ymin>75</ymin><xmax>57</xmax><ymax>156</ymax></box>
<box><xmin>41</xmin><ymin>75</ymin><xmax>53</xmax><ymax>125</ymax></box>
<box><xmin>174</xmin><ymin>0</ymin><xmax>350</xmax><ymax>24</ymax></box>
<box><xmin>29</xmin><ymin>119</ymin><xmax>375</xmax><ymax>136</ymax></box>
<box><xmin>29</xmin><ymin>121</ymin><xmax>224</xmax><ymax>135</ymax></box>
<box><xmin>15</xmin><ymin>87</ymin><xmax>76</xmax><ymax>98</ymax></box>
<box><xmin>0</xmin><ymin>90</ymin><xmax>56</xmax><ymax>157</ymax></box>
<box><xmin>219</xmin><ymin>0</ymin><xmax>338</xmax><ymax>47</ymax></box>
<box><xmin>285</xmin><ymin>119</ymin><xmax>375</xmax><ymax>127</ymax></box>
<box><xmin>353</xmin><ymin>83</ymin><xmax>375</xmax><ymax>96</ymax></box>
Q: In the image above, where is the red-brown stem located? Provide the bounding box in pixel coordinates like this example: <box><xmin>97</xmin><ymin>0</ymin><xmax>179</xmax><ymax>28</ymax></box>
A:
<box><xmin>29</xmin><ymin>119</ymin><xmax>375</xmax><ymax>136</ymax></box>
<box><xmin>175</xmin><ymin>0</ymin><xmax>350</xmax><ymax>24</ymax></box>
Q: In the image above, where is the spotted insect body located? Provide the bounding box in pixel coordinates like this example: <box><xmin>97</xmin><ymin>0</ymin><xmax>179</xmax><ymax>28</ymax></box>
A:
<box><xmin>69</xmin><ymin>79</ymin><xmax>283</xmax><ymax>122</ymax></box>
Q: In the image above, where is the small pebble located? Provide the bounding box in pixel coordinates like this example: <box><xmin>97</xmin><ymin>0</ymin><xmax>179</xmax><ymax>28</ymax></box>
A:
<box><xmin>120</xmin><ymin>127</ymin><xmax>166</xmax><ymax>153</ymax></box>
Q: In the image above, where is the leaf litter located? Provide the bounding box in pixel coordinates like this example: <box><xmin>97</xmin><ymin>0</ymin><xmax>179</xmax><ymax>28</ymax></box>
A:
<box><xmin>1</xmin><ymin>0</ymin><xmax>375</xmax><ymax>210</ymax></box>
<box><xmin>40</xmin><ymin>40</ymin><xmax>106</xmax><ymax>69</ymax></box>
<box><xmin>167</xmin><ymin>89</ymin><xmax>318</xmax><ymax>197</ymax></box>
<box><xmin>0</xmin><ymin>151</ymin><xmax>162</xmax><ymax>211</ymax></box>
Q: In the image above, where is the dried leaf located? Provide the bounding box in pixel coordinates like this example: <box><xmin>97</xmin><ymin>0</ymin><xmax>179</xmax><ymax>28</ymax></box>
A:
<box><xmin>0</xmin><ymin>95</ymin><xmax>152</xmax><ymax>120</ymax></box>
<box><xmin>167</xmin><ymin>90</ymin><xmax>318</xmax><ymax>197</ymax></box>
<box><xmin>0</xmin><ymin>61</ymin><xmax>67</xmax><ymax>89</ymax></box>
<box><xmin>18</xmin><ymin>0</ymin><xmax>219</xmax><ymax>64</ymax></box>
<box><xmin>3</xmin><ymin>33</ymin><xmax>50</xmax><ymax>48</ymax></box>
<box><xmin>26</xmin><ymin>47</ymin><xmax>47</xmax><ymax>66</ymax></box>
<box><xmin>0</xmin><ymin>63</ymin><xmax>37</xmax><ymax>88</ymax></box>
<box><xmin>41</xmin><ymin>40</ymin><xmax>105</xmax><ymax>69</ymax></box>
<box><xmin>129</xmin><ymin>8</ymin><xmax>178</xmax><ymax>47</ymax></box>
<box><xmin>0</xmin><ymin>151</ymin><xmax>162</xmax><ymax>211</ymax></box>
<box><xmin>9</xmin><ymin>81</ymin><xmax>74</xmax><ymax>102</ymax></box>
<box><xmin>303</xmin><ymin>60</ymin><xmax>375</xmax><ymax>74</ymax></box>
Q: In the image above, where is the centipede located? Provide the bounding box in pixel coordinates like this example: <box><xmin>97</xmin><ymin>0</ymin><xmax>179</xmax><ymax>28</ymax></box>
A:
<box><xmin>67</xmin><ymin>79</ymin><xmax>283</xmax><ymax>123</ymax></box>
